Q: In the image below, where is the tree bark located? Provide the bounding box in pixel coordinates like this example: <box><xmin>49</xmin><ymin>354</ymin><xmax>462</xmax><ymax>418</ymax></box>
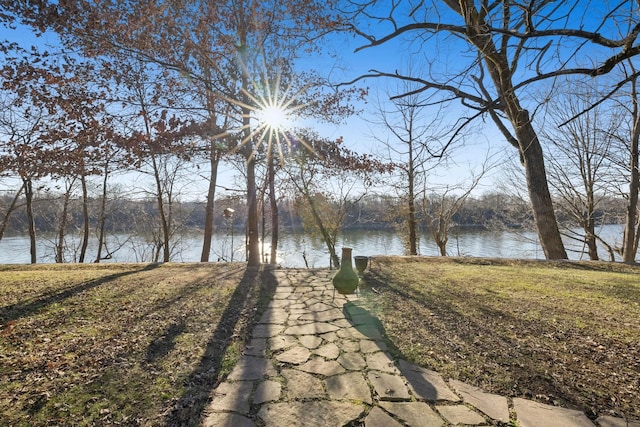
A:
<box><xmin>56</xmin><ymin>179</ymin><xmax>74</xmax><ymax>263</ymax></box>
<box><xmin>517</xmin><ymin>122</ymin><xmax>568</xmax><ymax>259</ymax></box>
<box><xmin>268</xmin><ymin>151</ymin><xmax>279</xmax><ymax>264</ymax></box>
<box><xmin>237</xmin><ymin>14</ymin><xmax>261</xmax><ymax>267</ymax></box>
<box><xmin>24</xmin><ymin>177</ymin><xmax>36</xmax><ymax>264</ymax></box>
<box><xmin>622</xmin><ymin>82</ymin><xmax>640</xmax><ymax>262</ymax></box>
<box><xmin>407</xmin><ymin>142</ymin><xmax>418</xmax><ymax>255</ymax></box>
<box><xmin>95</xmin><ymin>160</ymin><xmax>109</xmax><ymax>263</ymax></box>
<box><xmin>200</xmin><ymin>148</ymin><xmax>221</xmax><ymax>262</ymax></box>
<box><xmin>585</xmin><ymin>190</ymin><xmax>599</xmax><ymax>260</ymax></box>
<box><xmin>151</xmin><ymin>154</ymin><xmax>171</xmax><ymax>262</ymax></box>
<box><xmin>245</xmin><ymin>151</ymin><xmax>261</xmax><ymax>266</ymax></box>
<box><xmin>79</xmin><ymin>174</ymin><xmax>89</xmax><ymax>263</ymax></box>
<box><xmin>241</xmin><ymin>78</ymin><xmax>260</xmax><ymax>265</ymax></box>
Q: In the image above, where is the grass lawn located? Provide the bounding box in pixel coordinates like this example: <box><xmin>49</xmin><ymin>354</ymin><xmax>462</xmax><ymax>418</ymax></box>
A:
<box><xmin>365</xmin><ymin>256</ymin><xmax>640</xmax><ymax>421</ymax></box>
<box><xmin>2</xmin><ymin>258</ymin><xmax>638</xmax><ymax>425</ymax></box>
<box><xmin>0</xmin><ymin>263</ymin><xmax>277</xmax><ymax>426</ymax></box>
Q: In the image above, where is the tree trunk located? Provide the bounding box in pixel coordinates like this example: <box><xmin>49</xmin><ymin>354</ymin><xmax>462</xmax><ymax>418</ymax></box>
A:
<box><xmin>584</xmin><ymin>190</ymin><xmax>599</xmax><ymax>261</ymax></box>
<box><xmin>200</xmin><ymin>148</ymin><xmax>220</xmax><ymax>262</ymax></box>
<box><xmin>301</xmin><ymin>190</ymin><xmax>340</xmax><ymax>267</ymax></box>
<box><xmin>268</xmin><ymin>152</ymin><xmax>279</xmax><ymax>264</ymax></box>
<box><xmin>95</xmin><ymin>161</ymin><xmax>109</xmax><ymax>263</ymax></box>
<box><xmin>79</xmin><ymin>174</ymin><xmax>89</xmax><ymax>263</ymax></box>
<box><xmin>240</xmin><ymin>66</ymin><xmax>260</xmax><ymax>266</ymax></box>
<box><xmin>56</xmin><ymin>180</ymin><xmax>74</xmax><ymax>263</ymax></box>
<box><xmin>585</xmin><ymin>232</ymin><xmax>599</xmax><ymax>261</ymax></box>
<box><xmin>407</xmin><ymin>147</ymin><xmax>418</xmax><ymax>255</ymax></box>
<box><xmin>622</xmin><ymin>89</ymin><xmax>640</xmax><ymax>262</ymax></box>
<box><xmin>518</xmin><ymin>124</ymin><xmax>567</xmax><ymax>259</ymax></box>
<box><xmin>24</xmin><ymin>177</ymin><xmax>36</xmax><ymax>264</ymax></box>
<box><xmin>246</xmin><ymin>152</ymin><xmax>261</xmax><ymax>266</ymax></box>
<box><xmin>151</xmin><ymin>154</ymin><xmax>171</xmax><ymax>262</ymax></box>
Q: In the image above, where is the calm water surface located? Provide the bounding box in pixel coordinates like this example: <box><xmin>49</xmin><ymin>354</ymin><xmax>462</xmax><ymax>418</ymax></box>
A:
<box><xmin>0</xmin><ymin>225</ymin><xmax>625</xmax><ymax>267</ymax></box>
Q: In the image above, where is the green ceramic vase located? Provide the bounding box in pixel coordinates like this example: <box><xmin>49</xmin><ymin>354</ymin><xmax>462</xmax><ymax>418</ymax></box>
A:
<box><xmin>332</xmin><ymin>247</ymin><xmax>359</xmax><ymax>295</ymax></box>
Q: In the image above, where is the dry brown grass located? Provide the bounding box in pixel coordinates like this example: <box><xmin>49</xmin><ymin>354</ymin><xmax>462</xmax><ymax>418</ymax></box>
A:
<box><xmin>3</xmin><ymin>258</ymin><xmax>638</xmax><ymax>424</ymax></box>
<box><xmin>0</xmin><ymin>262</ymin><xmax>277</xmax><ymax>426</ymax></box>
<box><xmin>363</xmin><ymin>256</ymin><xmax>640</xmax><ymax>421</ymax></box>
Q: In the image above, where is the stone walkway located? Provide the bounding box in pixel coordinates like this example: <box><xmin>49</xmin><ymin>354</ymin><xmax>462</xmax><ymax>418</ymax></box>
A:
<box><xmin>201</xmin><ymin>269</ymin><xmax>638</xmax><ymax>427</ymax></box>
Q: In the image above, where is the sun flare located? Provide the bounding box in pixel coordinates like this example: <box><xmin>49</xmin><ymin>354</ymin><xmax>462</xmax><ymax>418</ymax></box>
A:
<box><xmin>257</xmin><ymin>104</ymin><xmax>290</xmax><ymax>132</ymax></box>
<box><xmin>218</xmin><ymin>67</ymin><xmax>317</xmax><ymax>164</ymax></box>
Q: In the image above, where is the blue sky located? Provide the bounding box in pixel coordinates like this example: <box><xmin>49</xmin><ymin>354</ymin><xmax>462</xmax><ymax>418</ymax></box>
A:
<box><xmin>0</xmin><ymin>15</ymin><xmax>501</xmax><ymax>198</ymax></box>
<box><xmin>3</xmin><ymin>2</ymin><xmax>629</xmax><ymax>200</ymax></box>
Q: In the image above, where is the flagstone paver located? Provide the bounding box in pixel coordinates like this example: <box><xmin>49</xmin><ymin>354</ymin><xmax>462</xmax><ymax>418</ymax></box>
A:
<box><xmin>243</xmin><ymin>337</ymin><xmax>267</xmax><ymax>356</ymax></box>
<box><xmin>381</xmin><ymin>401</ymin><xmax>445</xmax><ymax>427</ymax></box>
<box><xmin>360</xmin><ymin>339</ymin><xmax>387</xmax><ymax>353</ymax></box>
<box><xmin>365</xmin><ymin>351</ymin><xmax>399</xmax><ymax>373</ymax></box>
<box><xmin>437</xmin><ymin>404</ymin><xmax>487</xmax><ymax>425</ymax></box>
<box><xmin>208</xmin><ymin>381</ymin><xmax>253</xmax><ymax>413</ymax></box>
<box><xmin>275</xmin><ymin>346</ymin><xmax>311</xmax><ymax>364</ymax></box>
<box><xmin>325</xmin><ymin>371</ymin><xmax>373</xmax><ymax>404</ymax></box>
<box><xmin>298</xmin><ymin>357</ymin><xmax>346</xmax><ymax>376</ymax></box>
<box><xmin>201</xmin><ymin>412</ymin><xmax>256</xmax><ymax>427</ymax></box>
<box><xmin>337</xmin><ymin>351</ymin><xmax>367</xmax><ymax>370</ymax></box>
<box><xmin>201</xmin><ymin>267</ymin><xmax>638</xmax><ymax>427</ymax></box>
<box><xmin>226</xmin><ymin>355</ymin><xmax>277</xmax><ymax>381</ymax></box>
<box><xmin>367</xmin><ymin>371</ymin><xmax>412</xmax><ymax>400</ymax></box>
<box><xmin>313</xmin><ymin>342</ymin><xmax>341</xmax><ymax>359</ymax></box>
<box><xmin>253</xmin><ymin>380</ymin><xmax>281</xmax><ymax>404</ymax></box>
<box><xmin>364</xmin><ymin>406</ymin><xmax>404</xmax><ymax>427</ymax></box>
<box><xmin>399</xmin><ymin>359</ymin><xmax>461</xmax><ymax>402</ymax></box>
<box><xmin>298</xmin><ymin>334</ymin><xmax>323</xmax><ymax>349</ymax></box>
<box><xmin>251</xmin><ymin>323</ymin><xmax>284</xmax><ymax>338</ymax></box>
<box><xmin>513</xmin><ymin>398</ymin><xmax>596</xmax><ymax>427</ymax></box>
<box><xmin>450</xmin><ymin>379</ymin><xmax>509</xmax><ymax>422</ymax></box>
<box><xmin>281</xmin><ymin>368</ymin><xmax>325</xmax><ymax>399</ymax></box>
<box><xmin>257</xmin><ymin>401</ymin><xmax>364</xmax><ymax>426</ymax></box>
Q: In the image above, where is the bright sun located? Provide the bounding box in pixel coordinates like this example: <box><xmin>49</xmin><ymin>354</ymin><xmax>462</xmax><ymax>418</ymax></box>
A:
<box><xmin>258</xmin><ymin>104</ymin><xmax>290</xmax><ymax>131</ymax></box>
<box><xmin>227</xmin><ymin>69</ymin><xmax>314</xmax><ymax>164</ymax></box>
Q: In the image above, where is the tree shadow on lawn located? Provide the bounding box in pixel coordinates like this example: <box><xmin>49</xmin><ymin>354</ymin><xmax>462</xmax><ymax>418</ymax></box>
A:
<box><xmin>360</xmin><ymin>272</ymin><xmax>602</xmax><ymax>416</ymax></box>
<box><xmin>341</xmin><ymin>298</ymin><xmax>450</xmax><ymax>406</ymax></box>
<box><xmin>0</xmin><ymin>263</ymin><xmax>160</xmax><ymax>325</ymax></box>
<box><xmin>164</xmin><ymin>266</ymin><xmax>278</xmax><ymax>426</ymax></box>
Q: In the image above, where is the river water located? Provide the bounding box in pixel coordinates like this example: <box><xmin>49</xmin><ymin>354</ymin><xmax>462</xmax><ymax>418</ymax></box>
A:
<box><xmin>0</xmin><ymin>225</ymin><xmax>626</xmax><ymax>267</ymax></box>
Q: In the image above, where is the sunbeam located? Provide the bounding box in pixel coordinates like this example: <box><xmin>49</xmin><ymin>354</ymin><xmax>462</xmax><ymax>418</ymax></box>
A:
<box><xmin>216</xmin><ymin>68</ymin><xmax>317</xmax><ymax>165</ymax></box>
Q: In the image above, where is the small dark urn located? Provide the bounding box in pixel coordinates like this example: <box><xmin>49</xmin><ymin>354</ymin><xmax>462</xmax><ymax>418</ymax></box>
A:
<box><xmin>332</xmin><ymin>247</ymin><xmax>359</xmax><ymax>295</ymax></box>
<box><xmin>354</xmin><ymin>256</ymin><xmax>369</xmax><ymax>277</ymax></box>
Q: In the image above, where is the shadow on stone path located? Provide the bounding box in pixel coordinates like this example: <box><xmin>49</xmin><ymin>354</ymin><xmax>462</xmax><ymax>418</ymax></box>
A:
<box><xmin>201</xmin><ymin>268</ymin><xmax>638</xmax><ymax>427</ymax></box>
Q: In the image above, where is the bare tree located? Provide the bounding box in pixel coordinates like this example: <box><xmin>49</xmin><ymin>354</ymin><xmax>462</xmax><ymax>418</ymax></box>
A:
<box><xmin>342</xmin><ymin>1</ymin><xmax>640</xmax><ymax>259</ymax></box>
<box><xmin>53</xmin><ymin>177</ymin><xmax>76</xmax><ymax>263</ymax></box>
<box><xmin>0</xmin><ymin>183</ymin><xmax>25</xmax><ymax>241</ymax></box>
<box><xmin>369</xmin><ymin>77</ymin><xmax>455</xmax><ymax>255</ymax></box>
<box><xmin>421</xmin><ymin>168</ymin><xmax>486</xmax><ymax>256</ymax></box>
<box><xmin>614</xmin><ymin>61</ymin><xmax>640</xmax><ymax>262</ymax></box>
<box><xmin>283</xmin><ymin>132</ymin><xmax>390</xmax><ymax>267</ymax></box>
<box><xmin>0</xmin><ymin>70</ymin><xmax>50</xmax><ymax>263</ymax></box>
<box><xmin>542</xmin><ymin>81</ymin><xmax>619</xmax><ymax>261</ymax></box>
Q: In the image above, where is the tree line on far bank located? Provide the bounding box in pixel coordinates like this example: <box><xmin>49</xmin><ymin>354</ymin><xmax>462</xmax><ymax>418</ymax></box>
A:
<box><xmin>0</xmin><ymin>188</ymin><xmax>628</xmax><ymax>264</ymax></box>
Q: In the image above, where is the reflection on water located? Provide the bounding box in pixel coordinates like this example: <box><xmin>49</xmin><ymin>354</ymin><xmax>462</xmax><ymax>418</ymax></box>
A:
<box><xmin>0</xmin><ymin>225</ymin><xmax>625</xmax><ymax>267</ymax></box>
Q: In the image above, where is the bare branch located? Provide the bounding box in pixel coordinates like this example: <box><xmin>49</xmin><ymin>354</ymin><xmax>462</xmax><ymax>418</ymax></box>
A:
<box><xmin>558</xmin><ymin>70</ymin><xmax>640</xmax><ymax>127</ymax></box>
<box><xmin>339</xmin><ymin>69</ymin><xmax>490</xmax><ymax>108</ymax></box>
<box><xmin>352</xmin><ymin>22</ymin><xmax>467</xmax><ymax>52</ymax></box>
